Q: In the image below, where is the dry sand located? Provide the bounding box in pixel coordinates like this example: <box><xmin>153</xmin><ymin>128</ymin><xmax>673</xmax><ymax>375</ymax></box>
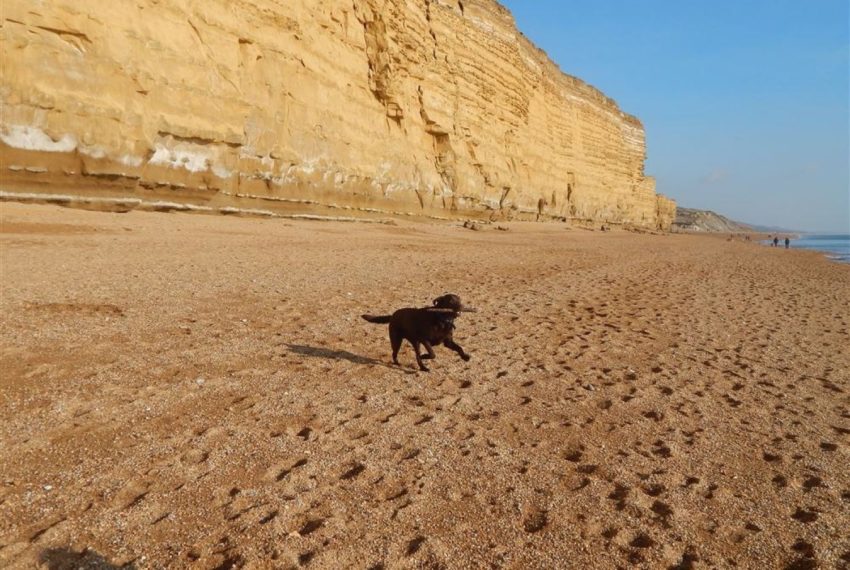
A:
<box><xmin>1</xmin><ymin>202</ymin><xmax>848</xmax><ymax>569</ymax></box>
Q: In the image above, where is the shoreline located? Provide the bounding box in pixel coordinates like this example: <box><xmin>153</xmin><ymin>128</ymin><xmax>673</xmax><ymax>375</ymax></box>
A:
<box><xmin>782</xmin><ymin>234</ymin><xmax>850</xmax><ymax>265</ymax></box>
<box><xmin>1</xmin><ymin>203</ymin><xmax>848</xmax><ymax>568</ymax></box>
<box><xmin>759</xmin><ymin>235</ymin><xmax>850</xmax><ymax>264</ymax></box>
<box><xmin>674</xmin><ymin>228</ymin><xmax>850</xmax><ymax>264</ymax></box>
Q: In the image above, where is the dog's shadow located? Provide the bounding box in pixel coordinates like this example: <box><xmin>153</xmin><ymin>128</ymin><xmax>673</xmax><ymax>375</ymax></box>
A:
<box><xmin>40</xmin><ymin>547</ymin><xmax>131</xmax><ymax>569</ymax></box>
<box><xmin>284</xmin><ymin>343</ymin><xmax>414</xmax><ymax>373</ymax></box>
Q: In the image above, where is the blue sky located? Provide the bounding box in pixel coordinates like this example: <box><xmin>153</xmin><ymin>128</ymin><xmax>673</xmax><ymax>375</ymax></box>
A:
<box><xmin>500</xmin><ymin>0</ymin><xmax>849</xmax><ymax>232</ymax></box>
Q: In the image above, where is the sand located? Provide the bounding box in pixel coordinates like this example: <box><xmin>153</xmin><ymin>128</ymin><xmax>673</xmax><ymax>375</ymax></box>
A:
<box><xmin>0</xmin><ymin>202</ymin><xmax>848</xmax><ymax>569</ymax></box>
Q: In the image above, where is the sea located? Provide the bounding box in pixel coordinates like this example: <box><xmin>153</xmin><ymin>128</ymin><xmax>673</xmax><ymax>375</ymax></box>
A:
<box><xmin>786</xmin><ymin>234</ymin><xmax>850</xmax><ymax>264</ymax></box>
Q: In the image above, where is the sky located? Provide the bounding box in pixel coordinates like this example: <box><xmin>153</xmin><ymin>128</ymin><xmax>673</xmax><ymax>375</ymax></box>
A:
<box><xmin>500</xmin><ymin>0</ymin><xmax>850</xmax><ymax>232</ymax></box>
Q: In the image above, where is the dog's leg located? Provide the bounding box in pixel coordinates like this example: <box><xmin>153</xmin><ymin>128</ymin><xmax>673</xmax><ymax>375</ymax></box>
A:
<box><xmin>444</xmin><ymin>338</ymin><xmax>471</xmax><ymax>362</ymax></box>
<box><xmin>412</xmin><ymin>341</ymin><xmax>430</xmax><ymax>372</ymax></box>
<box><xmin>389</xmin><ymin>325</ymin><xmax>403</xmax><ymax>366</ymax></box>
<box><xmin>421</xmin><ymin>341</ymin><xmax>436</xmax><ymax>360</ymax></box>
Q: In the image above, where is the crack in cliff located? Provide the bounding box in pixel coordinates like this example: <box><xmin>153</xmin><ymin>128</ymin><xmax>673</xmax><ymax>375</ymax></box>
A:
<box><xmin>156</xmin><ymin>131</ymin><xmax>242</xmax><ymax>148</ymax></box>
<box><xmin>424</xmin><ymin>0</ymin><xmax>438</xmax><ymax>59</ymax></box>
<box><xmin>186</xmin><ymin>17</ymin><xmax>241</xmax><ymax>95</ymax></box>
<box><xmin>360</xmin><ymin>6</ymin><xmax>403</xmax><ymax>120</ymax></box>
<box><xmin>35</xmin><ymin>25</ymin><xmax>92</xmax><ymax>43</ymax></box>
<box><xmin>417</xmin><ymin>86</ymin><xmax>457</xmax><ymax>194</ymax></box>
<box><xmin>413</xmin><ymin>187</ymin><xmax>425</xmax><ymax>210</ymax></box>
<box><xmin>499</xmin><ymin>187</ymin><xmax>511</xmax><ymax>209</ymax></box>
<box><xmin>416</xmin><ymin>86</ymin><xmax>436</xmax><ymax>133</ymax></box>
<box><xmin>34</xmin><ymin>25</ymin><xmax>91</xmax><ymax>54</ymax></box>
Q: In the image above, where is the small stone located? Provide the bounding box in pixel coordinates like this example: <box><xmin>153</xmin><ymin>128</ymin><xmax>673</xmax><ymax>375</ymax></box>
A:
<box><xmin>195</xmin><ymin>377</ymin><xmax>205</xmax><ymax>386</ymax></box>
<box><xmin>43</xmin><ymin>485</ymin><xmax>53</xmax><ymax>491</ymax></box>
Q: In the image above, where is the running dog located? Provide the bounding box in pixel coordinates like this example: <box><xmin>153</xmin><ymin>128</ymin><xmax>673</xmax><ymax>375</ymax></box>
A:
<box><xmin>361</xmin><ymin>294</ymin><xmax>475</xmax><ymax>371</ymax></box>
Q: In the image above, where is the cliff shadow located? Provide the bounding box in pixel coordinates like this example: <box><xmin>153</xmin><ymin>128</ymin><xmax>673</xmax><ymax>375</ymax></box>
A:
<box><xmin>40</xmin><ymin>547</ymin><xmax>134</xmax><ymax>569</ymax></box>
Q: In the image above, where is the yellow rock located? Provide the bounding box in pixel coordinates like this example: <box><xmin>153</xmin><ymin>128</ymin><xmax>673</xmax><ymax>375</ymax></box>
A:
<box><xmin>0</xmin><ymin>0</ymin><xmax>675</xmax><ymax>229</ymax></box>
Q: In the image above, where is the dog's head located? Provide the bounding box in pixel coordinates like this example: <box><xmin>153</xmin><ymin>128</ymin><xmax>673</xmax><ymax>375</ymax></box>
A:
<box><xmin>431</xmin><ymin>294</ymin><xmax>477</xmax><ymax>313</ymax></box>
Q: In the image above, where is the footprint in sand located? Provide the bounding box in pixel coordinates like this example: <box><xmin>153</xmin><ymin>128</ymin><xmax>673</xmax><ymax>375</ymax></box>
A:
<box><xmin>563</xmin><ymin>445</ymin><xmax>584</xmax><ymax>463</ymax></box>
<box><xmin>339</xmin><ymin>461</ymin><xmax>366</xmax><ymax>480</ymax></box>
<box><xmin>263</xmin><ymin>456</ymin><xmax>308</xmax><ymax>483</ymax></box>
<box><xmin>790</xmin><ymin>507</ymin><xmax>818</xmax><ymax>523</ymax></box>
<box><xmin>608</xmin><ymin>483</ymin><xmax>630</xmax><ymax>511</ymax></box>
<box><xmin>802</xmin><ymin>476</ymin><xmax>824</xmax><ymax>492</ymax></box>
<box><xmin>181</xmin><ymin>448</ymin><xmax>210</xmax><ymax>465</ymax></box>
<box><xmin>111</xmin><ymin>480</ymin><xmax>151</xmax><ymax>509</ymax></box>
<box><xmin>521</xmin><ymin>505</ymin><xmax>548</xmax><ymax>533</ymax></box>
<box><xmin>405</xmin><ymin>536</ymin><xmax>426</xmax><ymax>556</ymax></box>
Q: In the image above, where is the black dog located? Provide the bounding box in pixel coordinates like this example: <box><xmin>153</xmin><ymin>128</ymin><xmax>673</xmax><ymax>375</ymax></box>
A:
<box><xmin>362</xmin><ymin>294</ymin><xmax>475</xmax><ymax>371</ymax></box>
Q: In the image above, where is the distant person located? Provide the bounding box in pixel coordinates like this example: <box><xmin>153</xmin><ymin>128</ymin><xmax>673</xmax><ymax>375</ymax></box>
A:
<box><xmin>785</xmin><ymin>237</ymin><xmax>790</xmax><ymax>249</ymax></box>
<box><xmin>773</xmin><ymin>237</ymin><xmax>779</xmax><ymax>247</ymax></box>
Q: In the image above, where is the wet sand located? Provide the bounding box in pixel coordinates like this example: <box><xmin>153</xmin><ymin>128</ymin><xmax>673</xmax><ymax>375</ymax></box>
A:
<box><xmin>1</xmin><ymin>203</ymin><xmax>848</xmax><ymax>569</ymax></box>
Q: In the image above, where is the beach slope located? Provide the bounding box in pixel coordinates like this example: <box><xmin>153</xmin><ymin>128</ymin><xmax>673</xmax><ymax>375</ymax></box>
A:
<box><xmin>1</xmin><ymin>204</ymin><xmax>848</xmax><ymax>568</ymax></box>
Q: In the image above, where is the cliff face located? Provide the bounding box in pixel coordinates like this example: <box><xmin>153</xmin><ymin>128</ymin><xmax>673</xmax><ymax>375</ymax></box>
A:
<box><xmin>1</xmin><ymin>0</ymin><xmax>675</xmax><ymax>228</ymax></box>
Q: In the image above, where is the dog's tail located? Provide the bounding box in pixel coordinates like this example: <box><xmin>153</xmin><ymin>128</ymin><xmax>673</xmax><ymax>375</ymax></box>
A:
<box><xmin>361</xmin><ymin>314</ymin><xmax>392</xmax><ymax>324</ymax></box>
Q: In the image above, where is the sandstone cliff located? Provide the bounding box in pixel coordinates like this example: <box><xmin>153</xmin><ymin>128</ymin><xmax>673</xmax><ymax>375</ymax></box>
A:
<box><xmin>1</xmin><ymin>0</ymin><xmax>675</xmax><ymax>229</ymax></box>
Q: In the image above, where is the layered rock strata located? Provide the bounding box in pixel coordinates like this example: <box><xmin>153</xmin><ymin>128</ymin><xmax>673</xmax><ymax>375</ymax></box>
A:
<box><xmin>1</xmin><ymin>0</ymin><xmax>675</xmax><ymax>229</ymax></box>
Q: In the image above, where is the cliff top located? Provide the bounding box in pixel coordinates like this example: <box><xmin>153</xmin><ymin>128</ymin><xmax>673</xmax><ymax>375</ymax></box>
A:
<box><xmin>482</xmin><ymin>0</ymin><xmax>643</xmax><ymax>128</ymax></box>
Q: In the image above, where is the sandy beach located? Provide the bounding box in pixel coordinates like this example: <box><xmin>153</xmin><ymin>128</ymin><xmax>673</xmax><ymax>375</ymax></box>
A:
<box><xmin>1</xmin><ymin>203</ymin><xmax>848</xmax><ymax>569</ymax></box>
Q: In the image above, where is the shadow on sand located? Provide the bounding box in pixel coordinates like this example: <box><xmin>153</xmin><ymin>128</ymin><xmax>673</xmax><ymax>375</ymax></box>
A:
<box><xmin>284</xmin><ymin>343</ymin><xmax>413</xmax><ymax>373</ymax></box>
<box><xmin>40</xmin><ymin>547</ymin><xmax>134</xmax><ymax>569</ymax></box>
